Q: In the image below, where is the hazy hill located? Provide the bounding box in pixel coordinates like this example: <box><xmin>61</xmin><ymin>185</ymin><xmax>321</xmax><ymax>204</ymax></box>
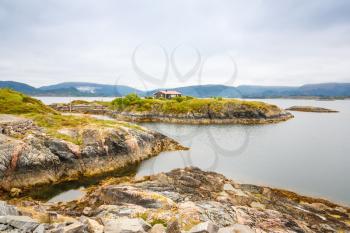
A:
<box><xmin>146</xmin><ymin>85</ymin><xmax>243</xmax><ymax>98</ymax></box>
<box><xmin>39</xmin><ymin>82</ymin><xmax>143</xmax><ymax>96</ymax></box>
<box><xmin>0</xmin><ymin>81</ymin><xmax>38</xmax><ymax>94</ymax></box>
<box><xmin>298</xmin><ymin>83</ymin><xmax>350</xmax><ymax>96</ymax></box>
<box><xmin>1</xmin><ymin>81</ymin><xmax>350</xmax><ymax>98</ymax></box>
<box><xmin>158</xmin><ymin>83</ymin><xmax>350</xmax><ymax>98</ymax></box>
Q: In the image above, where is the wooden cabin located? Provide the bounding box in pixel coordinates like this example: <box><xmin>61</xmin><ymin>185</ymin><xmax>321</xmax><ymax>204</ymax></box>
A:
<box><xmin>153</xmin><ymin>90</ymin><xmax>182</xmax><ymax>99</ymax></box>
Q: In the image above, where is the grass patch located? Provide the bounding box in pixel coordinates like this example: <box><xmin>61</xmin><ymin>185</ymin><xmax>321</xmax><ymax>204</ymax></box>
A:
<box><xmin>23</xmin><ymin>113</ymin><xmax>144</xmax><ymax>144</ymax></box>
<box><xmin>110</xmin><ymin>94</ymin><xmax>278</xmax><ymax>114</ymax></box>
<box><xmin>0</xmin><ymin>88</ymin><xmax>57</xmax><ymax>114</ymax></box>
<box><xmin>0</xmin><ymin>89</ymin><xmax>144</xmax><ymax>144</ymax></box>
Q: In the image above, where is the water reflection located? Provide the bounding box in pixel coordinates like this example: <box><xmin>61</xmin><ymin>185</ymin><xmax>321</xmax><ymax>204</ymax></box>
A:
<box><xmin>48</xmin><ymin>188</ymin><xmax>85</xmax><ymax>203</ymax></box>
<box><xmin>137</xmin><ymin>99</ymin><xmax>350</xmax><ymax>205</ymax></box>
<box><xmin>29</xmin><ymin>164</ymin><xmax>139</xmax><ymax>202</ymax></box>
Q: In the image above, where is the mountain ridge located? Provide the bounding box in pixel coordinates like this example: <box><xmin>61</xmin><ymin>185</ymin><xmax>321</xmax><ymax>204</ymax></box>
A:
<box><xmin>1</xmin><ymin>80</ymin><xmax>350</xmax><ymax>98</ymax></box>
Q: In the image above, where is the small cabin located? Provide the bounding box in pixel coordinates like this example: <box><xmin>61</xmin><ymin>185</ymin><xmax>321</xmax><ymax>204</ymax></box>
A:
<box><xmin>153</xmin><ymin>90</ymin><xmax>182</xmax><ymax>99</ymax></box>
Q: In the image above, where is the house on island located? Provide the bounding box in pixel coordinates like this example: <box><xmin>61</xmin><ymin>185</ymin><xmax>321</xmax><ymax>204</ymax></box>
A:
<box><xmin>153</xmin><ymin>90</ymin><xmax>182</xmax><ymax>99</ymax></box>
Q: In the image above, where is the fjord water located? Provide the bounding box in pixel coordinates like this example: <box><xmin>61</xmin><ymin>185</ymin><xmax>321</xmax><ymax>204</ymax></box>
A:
<box><xmin>38</xmin><ymin>97</ymin><xmax>350</xmax><ymax>205</ymax></box>
<box><xmin>137</xmin><ymin>99</ymin><xmax>350</xmax><ymax>205</ymax></box>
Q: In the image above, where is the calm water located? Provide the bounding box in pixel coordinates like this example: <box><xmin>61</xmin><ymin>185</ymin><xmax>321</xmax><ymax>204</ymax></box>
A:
<box><xmin>38</xmin><ymin>97</ymin><xmax>350</xmax><ymax>205</ymax></box>
<box><xmin>137</xmin><ymin>99</ymin><xmax>350</xmax><ymax>205</ymax></box>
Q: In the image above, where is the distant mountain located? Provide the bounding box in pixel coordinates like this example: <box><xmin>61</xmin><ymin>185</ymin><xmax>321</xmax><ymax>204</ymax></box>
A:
<box><xmin>148</xmin><ymin>83</ymin><xmax>350</xmax><ymax>98</ymax></box>
<box><xmin>39</xmin><ymin>82</ymin><xmax>143</xmax><ymax>96</ymax></box>
<box><xmin>235</xmin><ymin>85</ymin><xmax>299</xmax><ymax>98</ymax></box>
<box><xmin>298</xmin><ymin>83</ymin><xmax>350</xmax><ymax>97</ymax></box>
<box><xmin>154</xmin><ymin>83</ymin><xmax>350</xmax><ymax>98</ymax></box>
<box><xmin>146</xmin><ymin>85</ymin><xmax>242</xmax><ymax>98</ymax></box>
<box><xmin>0</xmin><ymin>81</ymin><xmax>142</xmax><ymax>97</ymax></box>
<box><xmin>1</xmin><ymin>81</ymin><xmax>350</xmax><ymax>98</ymax></box>
<box><xmin>0</xmin><ymin>81</ymin><xmax>38</xmax><ymax>94</ymax></box>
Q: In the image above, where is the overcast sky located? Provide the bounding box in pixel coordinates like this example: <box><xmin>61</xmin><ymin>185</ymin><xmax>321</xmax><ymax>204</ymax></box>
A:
<box><xmin>0</xmin><ymin>0</ymin><xmax>350</xmax><ymax>90</ymax></box>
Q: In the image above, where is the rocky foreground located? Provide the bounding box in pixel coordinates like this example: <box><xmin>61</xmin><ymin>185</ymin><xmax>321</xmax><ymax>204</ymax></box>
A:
<box><xmin>286</xmin><ymin>106</ymin><xmax>338</xmax><ymax>113</ymax></box>
<box><xmin>0</xmin><ymin>114</ymin><xmax>186</xmax><ymax>192</ymax></box>
<box><xmin>1</xmin><ymin>167</ymin><xmax>349</xmax><ymax>233</ymax></box>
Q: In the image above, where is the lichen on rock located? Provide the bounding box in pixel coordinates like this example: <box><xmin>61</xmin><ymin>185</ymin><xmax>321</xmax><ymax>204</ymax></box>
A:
<box><xmin>0</xmin><ymin>114</ymin><xmax>187</xmax><ymax>192</ymax></box>
<box><xmin>48</xmin><ymin>167</ymin><xmax>350</xmax><ymax>233</ymax></box>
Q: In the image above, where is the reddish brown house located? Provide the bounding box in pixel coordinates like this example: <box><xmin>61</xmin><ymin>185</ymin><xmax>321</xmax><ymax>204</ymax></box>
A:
<box><xmin>153</xmin><ymin>90</ymin><xmax>182</xmax><ymax>99</ymax></box>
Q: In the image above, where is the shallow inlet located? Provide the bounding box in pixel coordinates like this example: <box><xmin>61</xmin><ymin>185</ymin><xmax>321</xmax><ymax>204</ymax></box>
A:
<box><xmin>37</xmin><ymin>97</ymin><xmax>350</xmax><ymax>205</ymax></box>
<box><xmin>26</xmin><ymin>163</ymin><xmax>139</xmax><ymax>202</ymax></box>
<box><xmin>137</xmin><ymin>99</ymin><xmax>350</xmax><ymax>206</ymax></box>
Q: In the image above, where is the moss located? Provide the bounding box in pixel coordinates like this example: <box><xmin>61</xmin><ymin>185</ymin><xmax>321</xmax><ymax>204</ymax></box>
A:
<box><xmin>137</xmin><ymin>212</ymin><xmax>149</xmax><ymax>221</ymax></box>
<box><xmin>150</xmin><ymin>218</ymin><xmax>168</xmax><ymax>227</ymax></box>
<box><xmin>329</xmin><ymin>214</ymin><xmax>342</xmax><ymax>219</ymax></box>
<box><xmin>182</xmin><ymin>219</ymin><xmax>201</xmax><ymax>231</ymax></box>
<box><xmin>136</xmin><ymin>212</ymin><xmax>168</xmax><ymax>227</ymax></box>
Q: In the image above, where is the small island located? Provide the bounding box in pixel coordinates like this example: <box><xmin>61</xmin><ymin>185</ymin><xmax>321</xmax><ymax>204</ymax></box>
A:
<box><xmin>0</xmin><ymin>89</ymin><xmax>350</xmax><ymax>232</ymax></box>
<box><xmin>286</xmin><ymin>106</ymin><xmax>339</xmax><ymax>113</ymax></box>
<box><xmin>51</xmin><ymin>94</ymin><xmax>294</xmax><ymax>125</ymax></box>
<box><xmin>0</xmin><ymin>89</ymin><xmax>187</xmax><ymax>192</ymax></box>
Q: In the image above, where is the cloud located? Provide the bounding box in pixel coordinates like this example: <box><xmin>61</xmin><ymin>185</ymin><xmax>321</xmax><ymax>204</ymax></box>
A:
<box><xmin>0</xmin><ymin>0</ymin><xmax>349</xmax><ymax>89</ymax></box>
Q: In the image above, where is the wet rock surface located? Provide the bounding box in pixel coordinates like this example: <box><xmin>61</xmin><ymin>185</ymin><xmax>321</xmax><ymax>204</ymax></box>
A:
<box><xmin>0</xmin><ymin>114</ymin><xmax>186</xmax><ymax>192</ymax></box>
<box><xmin>23</xmin><ymin>167</ymin><xmax>347</xmax><ymax>233</ymax></box>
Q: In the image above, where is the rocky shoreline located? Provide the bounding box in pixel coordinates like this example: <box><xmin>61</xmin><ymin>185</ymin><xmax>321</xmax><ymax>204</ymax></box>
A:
<box><xmin>109</xmin><ymin>111</ymin><xmax>293</xmax><ymax>125</ymax></box>
<box><xmin>1</xmin><ymin>167</ymin><xmax>349</xmax><ymax>232</ymax></box>
<box><xmin>286</xmin><ymin>106</ymin><xmax>339</xmax><ymax>113</ymax></box>
<box><xmin>0</xmin><ymin>114</ymin><xmax>186</xmax><ymax>193</ymax></box>
<box><xmin>50</xmin><ymin>103</ymin><xmax>294</xmax><ymax>125</ymax></box>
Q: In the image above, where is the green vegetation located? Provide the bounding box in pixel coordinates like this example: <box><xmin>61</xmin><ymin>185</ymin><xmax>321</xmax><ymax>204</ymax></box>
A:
<box><xmin>150</xmin><ymin>218</ymin><xmax>168</xmax><ymax>227</ymax></box>
<box><xmin>69</xmin><ymin>99</ymin><xmax>111</xmax><ymax>107</ymax></box>
<box><xmin>70</xmin><ymin>100</ymin><xmax>90</xmax><ymax>105</ymax></box>
<box><xmin>0</xmin><ymin>88</ymin><xmax>57</xmax><ymax>114</ymax></box>
<box><xmin>111</xmin><ymin>94</ymin><xmax>277</xmax><ymax>114</ymax></box>
<box><xmin>0</xmin><ymin>89</ymin><xmax>143</xmax><ymax>144</ymax></box>
<box><xmin>23</xmin><ymin>113</ymin><xmax>144</xmax><ymax>144</ymax></box>
<box><xmin>136</xmin><ymin>213</ymin><xmax>167</xmax><ymax>227</ymax></box>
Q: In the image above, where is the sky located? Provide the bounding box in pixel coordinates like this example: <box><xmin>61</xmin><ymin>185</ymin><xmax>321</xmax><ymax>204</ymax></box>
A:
<box><xmin>0</xmin><ymin>0</ymin><xmax>350</xmax><ymax>90</ymax></box>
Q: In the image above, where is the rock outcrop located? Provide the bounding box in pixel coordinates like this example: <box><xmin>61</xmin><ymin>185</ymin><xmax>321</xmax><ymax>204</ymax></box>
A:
<box><xmin>50</xmin><ymin>103</ymin><xmax>294</xmax><ymax>125</ymax></box>
<box><xmin>1</xmin><ymin>168</ymin><xmax>350</xmax><ymax>232</ymax></box>
<box><xmin>0</xmin><ymin>115</ymin><xmax>38</xmax><ymax>137</ymax></box>
<box><xmin>110</xmin><ymin>109</ymin><xmax>293</xmax><ymax>125</ymax></box>
<box><xmin>44</xmin><ymin>167</ymin><xmax>350</xmax><ymax>233</ymax></box>
<box><xmin>286</xmin><ymin>106</ymin><xmax>338</xmax><ymax>113</ymax></box>
<box><xmin>0</xmin><ymin>114</ymin><xmax>186</xmax><ymax>192</ymax></box>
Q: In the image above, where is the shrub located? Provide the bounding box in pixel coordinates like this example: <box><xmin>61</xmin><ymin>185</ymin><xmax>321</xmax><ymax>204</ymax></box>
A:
<box><xmin>111</xmin><ymin>93</ymin><xmax>141</xmax><ymax>109</ymax></box>
<box><xmin>70</xmin><ymin>100</ymin><xmax>90</xmax><ymax>105</ymax></box>
<box><xmin>211</xmin><ymin>96</ymin><xmax>223</xmax><ymax>100</ymax></box>
<box><xmin>173</xmin><ymin>96</ymin><xmax>186</xmax><ymax>102</ymax></box>
<box><xmin>110</xmin><ymin>94</ymin><xmax>275</xmax><ymax>115</ymax></box>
